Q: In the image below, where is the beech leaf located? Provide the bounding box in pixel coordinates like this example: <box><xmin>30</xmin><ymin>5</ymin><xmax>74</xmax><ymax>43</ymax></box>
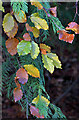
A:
<box><xmin>13</xmin><ymin>87</ymin><xmax>23</xmax><ymax>102</ymax></box>
<box><xmin>31</xmin><ymin>41</ymin><xmax>40</xmax><ymax>59</ymax></box>
<box><xmin>32</xmin><ymin>95</ymin><xmax>50</xmax><ymax>106</ymax></box>
<box><xmin>49</xmin><ymin>6</ymin><xmax>57</xmax><ymax>17</ymax></box>
<box><xmin>23</xmin><ymin>33</ymin><xmax>31</xmax><ymax>41</ymax></box>
<box><xmin>17</xmin><ymin>40</ymin><xmax>31</xmax><ymax>56</ymax></box>
<box><xmin>31</xmin><ymin>0</ymin><xmax>43</xmax><ymax>10</ymax></box>
<box><xmin>57</xmin><ymin>30</ymin><xmax>74</xmax><ymax>43</ymax></box>
<box><xmin>66</xmin><ymin>22</ymin><xmax>79</xmax><ymax>34</ymax></box>
<box><xmin>14</xmin><ymin>10</ymin><xmax>27</xmax><ymax>23</ymax></box>
<box><xmin>2</xmin><ymin>13</ymin><xmax>14</xmax><ymax>32</ymax></box>
<box><xmin>30</xmin><ymin>16</ymin><xmax>49</xmax><ymax>30</ymax></box>
<box><xmin>47</xmin><ymin>53</ymin><xmax>62</xmax><ymax>69</ymax></box>
<box><xmin>40</xmin><ymin>43</ymin><xmax>51</xmax><ymax>53</ymax></box>
<box><xmin>30</xmin><ymin>105</ymin><xmax>44</xmax><ymax>118</ymax></box>
<box><xmin>16</xmin><ymin>67</ymin><xmax>28</xmax><ymax>84</ymax></box>
<box><xmin>32</xmin><ymin>27</ymin><xmax>40</xmax><ymax>38</ymax></box>
<box><xmin>0</xmin><ymin>0</ymin><xmax>5</xmax><ymax>12</ymax></box>
<box><xmin>42</xmin><ymin>54</ymin><xmax>54</xmax><ymax>74</ymax></box>
<box><xmin>25</xmin><ymin>23</ymin><xmax>33</xmax><ymax>32</ymax></box>
<box><xmin>24</xmin><ymin>64</ymin><xmax>40</xmax><ymax>78</ymax></box>
<box><xmin>5</xmin><ymin>38</ymin><xmax>19</xmax><ymax>56</ymax></box>
<box><xmin>5</xmin><ymin>20</ymin><xmax>18</xmax><ymax>38</ymax></box>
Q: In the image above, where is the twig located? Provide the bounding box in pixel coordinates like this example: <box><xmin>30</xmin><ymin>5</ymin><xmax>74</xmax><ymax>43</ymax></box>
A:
<box><xmin>73</xmin><ymin>0</ymin><xmax>79</xmax><ymax>21</ymax></box>
<box><xmin>53</xmin><ymin>78</ymin><xmax>78</xmax><ymax>104</ymax></box>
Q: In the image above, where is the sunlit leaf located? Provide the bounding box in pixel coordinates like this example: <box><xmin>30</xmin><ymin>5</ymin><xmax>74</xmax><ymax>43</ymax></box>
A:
<box><xmin>0</xmin><ymin>0</ymin><xmax>5</xmax><ymax>12</ymax></box>
<box><xmin>31</xmin><ymin>0</ymin><xmax>43</xmax><ymax>10</ymax></box>
<box><xmin>2</xmin><ymin>13</ymin><xmax>14</xmax><ymax>32</ymax></box>
<box><xmin>42</xmin><ymin>54</ymin><xmax>54</xmax><ymax>74</ymax></box>
<box><xmin>32</xmin><ymin>95</ymin><xmax>50</xmax><ymax>106</ymax></box>
<box><xmin>41</xmin><ymin>49</ymin><xmax>47</xmax><ymax>55</ymax></box>
<box><xmin>47</xmin><ymin>53</ymin><xmax>62</xmax><ymax>69</ymax></box>
<box><xmin>14</xmin><ymin>10</ymin><xmax>27</xmax><ymax>23</ymax></box>
<box><xmin>57</xmin><ymin>30</ymin><xmax>74</xmax><ymax>43</ymax></box>
<box><xmin>30</xmin><ymin>105</ymin><xmax>44</xmax><ymax>118</ymax></box>
<box><xmin>16</xmin><ymin>67</ymin><xmax>28</xmax><ymax>84</ymax></box>
<box><xmin>13</xmin><ymin>87</ymin><xmax>23</xmax><ymax>102</ymax></box>
<box><xmin>23</xmin><ymin>33</ymin><xmax>31</xmax><ymax>41</ymax></box>
<box><xmin>31</xmin><ymin>41</ymin><xmax>40</xmax><ymax>59</ymax></box>
<box><xmin>30</xmin><ymin>16</ymin><xmax>49</xmax><ymax>30</ymax></box>
<box><xmin>32</xmin><ymin>27</ymin><xmax>40</xmax><ymax>38</ymax></box>
<box><xmin>25</xmin><ymin>23</ymin><xmax>33</xmax><ymax>32</ymax></box>
<box><xmin>49</xmin><ymin>6</ymin><xmax>57</xmax><ymax>17</ymax></box>
<box><xmin>31</xmin><ymin>12</ymin><xmax>39</xmax><ymax>17</ymax></box>
<box><xmin>6</xmin><ymin>20</ymin><xmax>18</xmax><ymax>38</ymax></box>
<box><xmin>66</xmin><ymin>22</ymin><xmax>79</xmax><ymax>34</ymax></box>
<box><xmin>5</xmin><ymin>38</ymin><xmax>19</xmax><ymax>56</ymax></box>
<box><xmin>40</xmin><ymin>43</ymin><xmax>51</xmax><ymax>53</ymax></box>
<box><xmin>24</xmin><ymin>64</ymin><xmax>40</xmax><ymax>78</ymax></box>
<box><xmin>17</xmin><ymin>40</ymin><xmax>31</xmax><ymax>56</ymax></box>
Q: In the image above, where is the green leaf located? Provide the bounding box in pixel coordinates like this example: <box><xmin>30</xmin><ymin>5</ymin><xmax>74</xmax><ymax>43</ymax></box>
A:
<box><xmin>0</xmin><ymin>0</ymin><xmax>5</xmax><ymax>12</ymax></box>
<box><xmin>31</xmin><ymin>41</ymin><xmax>40</xmax><ymax>59</ymax></box>
<box><xmin>42</xmin><ymin>54</ymin><xmax>54</xmax><ymax>74</ymax></box>
<box><xmin>17</xmin><ymin>40</ymin><xmax>31</xmax><ymax>56</ymax></box>
<box><xmin>2</xmin><ymin>13</ymin><xmax>14</xmax><ymax>32</ymax></box>
<box><xmin>47</xmin><ymin>53</ymin><xmax>62</xmax><ymax>69</ymax></box>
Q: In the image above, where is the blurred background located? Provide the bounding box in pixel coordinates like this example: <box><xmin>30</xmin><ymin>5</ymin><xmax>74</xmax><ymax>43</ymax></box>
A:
<box><xmin>2</xmin><ymin>2</ymin><xmax>79</xmax><ymax>119</ymax></box>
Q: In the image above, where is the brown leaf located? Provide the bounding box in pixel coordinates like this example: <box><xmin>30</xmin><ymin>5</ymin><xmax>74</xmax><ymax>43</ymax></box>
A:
<box><xmin>13</xmin><ymin>87</ymin><xmax>23</xmax><ymax>102</ymax></box>
<box><xmin>25</xmin><ymin>23</ymin><xmax>33</xmax><ymax>32</ymax></box>
<box><xmin>66</xmin><ymin>22</ymin><xmax>79</xmax><ymax>34</ymax></box>
<box><xmin>23</xmin><ymin>33</ymin><xmax>31</xmax><ymax>41</ymax></box>
<box><xmin>5</xmin><ymin>38</ymin><xmax>19</xmax><ymax>56</ymax></box>
<box><xmin>49</xmin><ymin>6</ymin><xmax>57</xmax><ymax>17</ymax></box>
<box><xmin>14</xmin><ymin>77</ymin><xmax>21</xmax><ymax>88</ymax></box>
<box><xmin>30</xmin><ymin>105</ymin><xmax>44</xmax><ymax>118</ymax></box>
<box><xmin>16</xmin><ymin>67</ymin><xmax>28</xmax><ymax>85</ymax></box>
<box><xmin>57</xmin><ymin>30</ymin><xmax>75</xmax><ymax>43</ymax></box>
<box><xmin>6</xmin><ymin>20</ymin><xmax>18</xmax><ymax>38</ymax></box>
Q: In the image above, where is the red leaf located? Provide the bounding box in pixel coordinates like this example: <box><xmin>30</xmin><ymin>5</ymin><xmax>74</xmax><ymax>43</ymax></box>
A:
<box><xmin>16</xmin><ymin>67</ymin><xmax>28</xmax><ymax>84</ymax></box>
<box><xmin>13</xmin><ymin>87</ymin><xmax>23</xmax><ymax>102</ymax></box>
<box><xmin>57</xmin><ymin>30</ymin><xmax>75</xmax><ymax>43</ymax></box>
<box><xmin>66</xmin><ymin>22</ymin><xmax>79</xmax><ymax>34</ymax></box>
<box><xmin>30</xmin><ymin>105</ymin><xmax>44</xmax><ymax>118</ymax></box>
<box><xmin>25</xmin><ymin>23</ymin><xmax>33</xmax><ymax>32</ymax></box>
<box><xmin>23</xmin><ymin>33</ymin><xmax>31</xmax><ymax>41</ymax></box>
<box><xmin>5</xmin><ymin>38</ymin><xmax>19</xmax><ymax>56</ymax></box>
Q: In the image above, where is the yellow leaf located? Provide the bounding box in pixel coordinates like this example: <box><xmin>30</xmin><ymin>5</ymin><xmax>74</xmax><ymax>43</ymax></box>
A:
<box><xmin>31</xmin><ymin>0</ymin><xmax>43</xmax><ymax>10</ymax></box>
<box><xmin>40</xmin><ymin>43</ymin><xmax>51</xmax><ymax>53</ymax></box>
<box><xmin>0</xmin><ymin>0</ymin><xmax>5</xmax><ymax>12</ymax></box>
<box><xmin>31</xmin><ymin>12</ymin><xmax>39</xmax><ymax>17</ymax></box>
<box><xmin>30</xmin><ymin>16</ymin><xmax>49</xmax><ymax>30</ymax></box>
<box><xmin>32</xmin><ymin>27</ymin><xmax>40</xmax><ymax>38</ymax></box>
<box><xmin>14</xmin><ymin>10</ymin><xmax>27</xmax><ymax>23</ymax></box>
<box><xmin>24</xmin><ymin>64</ymin><xmax>40</xmax><ymax>78</ymax></box>
<box><xmin>32</xmin><ymin>95</ymin><xmax>50</xmax><ymax>106</ymax></box>
<box><xmin>2</xmin><ymin>13</ymin><xmax>14</xmax><ymax>32</ymax></box>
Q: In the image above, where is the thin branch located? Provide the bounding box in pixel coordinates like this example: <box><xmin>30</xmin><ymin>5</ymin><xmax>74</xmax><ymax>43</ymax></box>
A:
<box><xmin>73</xmin><ymin>0</ymin><xmax>79</xmax><ymax>21</ymax></box>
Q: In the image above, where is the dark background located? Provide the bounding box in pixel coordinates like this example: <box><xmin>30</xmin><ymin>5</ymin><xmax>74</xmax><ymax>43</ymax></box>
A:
<box><xmin>2</xmin><ymin>2</ymin><xmax>79</xmax><ymax>119</ymax></box>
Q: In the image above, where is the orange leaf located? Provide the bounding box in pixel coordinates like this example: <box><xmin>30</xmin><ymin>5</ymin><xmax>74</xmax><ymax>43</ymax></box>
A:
<box><xmin>49</xmin><ymin>6</ymin><xmax>57</xmax><ymax>17</ymax></box>
<box><xmin>40</xmin><ymin>43</ymin><xmax>51</xmax><ymax>53</ymax></box>
<box><xmin>66</xmin><ymin>22</ymin><xmax>79</xmax><ymax>34</ymax></box>
<box><xmin>31</xmin><ymin>1</ymin><xmax>43</xmax><ymax>10</ymax></box>
<box><xmin>13</xmin><ymin>87</ymin><xmax>23</xmax><ymax>102</ymax></box>
<box><xmin>5</xmin><ymin>38</ymin><xmax>19</xmax><ymax>56</ymax></box>
<box><xmin>15</xmin><ymin>77</ymin><xmax>21</xmax><ymax>88</ymax></box>
<box><xmin>25</xmin><ymin>23</ymin><xmax>33</xmax><ymax>32</ymax></box>
<box><xmin>6</xmin><ymin>20</ymin><xmax>18</xmax><ymax>38</ymax></box>
<box><xmin>30</xmin><ymin>105</ymin><xmax>44</xmax><ymax>118</ymax></box>
<box><xmin>41</xmin><ymin>49</ymin><xmax>47</xmax><ymax>55</ymax></box>
<box><xmin>23</xmin><ymin>33</ymin><xmax>31</xmax><ymax>41</ymax></box>
<box><xmin>16</xmin><ymin>67</ymin><xmax>28</xmax><ymax>85</ymax></box>
<box><xmin>57</xmin><ymin>30</ymin><xmax>75</xmax><ymax>43</ymax></box>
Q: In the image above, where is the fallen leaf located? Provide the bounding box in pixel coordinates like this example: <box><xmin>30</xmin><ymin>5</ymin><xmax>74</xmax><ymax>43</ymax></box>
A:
<box><xmin>23</xmin><ymin>33</ymin><xmax>31</xmax><ymax>41</ymax></box>
<box><xmin>40</xmin><ymin>43</ymin><xmax>51</xmax><ymax>53</ymax></box>
<box><xmin>14</xmin><ymin>77</ymin><xmax>21</xmax><ymax>88</ymax></box>
<box><xmin>24</xmin><ymin>64</ymin><xmax>40</xmax><ymax>78</ymax></box>
<box><xmin>25</xmin><ymin>23</ymin><xmax>33</xmax><ymax>32</ymax></box>
<box><xmin>5</xmin><ymin>38</ymin><xmax>19</xmax><ymax>56</ymax></box>
<box><xmin>14</xmin><ymin>10</ymin><xmax>27</xmax><ymax>23</ymax></box>
<box><xmin>31</xmin><ymin>0</ymin><xmax>43</xmax><ymax>10</ymax></box>
<box><xmin>16</xmin><ymin>67</ymin><xmax>28</xmax><ymax>84</ymax></box>
<box><xmin>13</xmin><ymin>87</ymin><xmax>23</xmax><ymax>102</ymax></box>
<box><xmin>66</xmin><ymin>22</ymin><xmax>79</xmax><ymax>34</ymax></box>
<box><xmin>49</xmin><ymin>6</ymin><xmax>57</xmax><ymax>17</ymax></box>
<box><xmin>30</xmin><ymin>105</ymin><xmax>44</xmax><ymax>118</ymax></box>
<box><xmin>32</xmin><ymin>27</ymin><xmax>40</xmax><ymax>38</ymax></box>
<box><xmin>57</xmin><ymin>30</ymin><xmax>74</xmax><ymax>43</ymax></box>
<box><xmin>6</xmin><ymin>20</ymin><xmax>18</xmax><ymax>38</ymax></box>
<box><xmin>41</xmin><ymin>49</ymin><xmax>47</xmax><ymax>55</ymax></box>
